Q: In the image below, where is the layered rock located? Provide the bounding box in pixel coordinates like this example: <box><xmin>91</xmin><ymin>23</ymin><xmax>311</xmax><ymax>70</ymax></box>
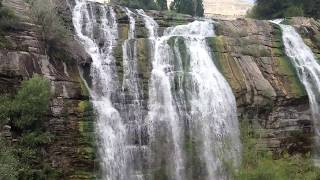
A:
<box><xmin>0</xmin><ymin>0</ymin><xmax>97</xmax><ymax>179</ymax></box>
<box><xmin>0</xmin><ymin>0</ymin><xmax>319</xmax><ymax>178</ymax></box>
<box><xmin>208</xmin><ymin>18</ymin><xmax>313</xmax><ymax>154</ymax></box>
<box><xmin>290</xmin><ymin>17</ymin><xmax>320</xmax><ymax>60</ymax></box>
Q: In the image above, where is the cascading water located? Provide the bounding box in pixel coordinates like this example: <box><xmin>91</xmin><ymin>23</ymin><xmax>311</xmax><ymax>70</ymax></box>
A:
<box><xmin>136</xmin><ymin>9</ymin><xmax>158</xmax><ymax>38</ymax></box>
<box><xmin>121</xmin><ymin>8</ymin><xmax>150</xmax><ymax>179</ymax></box>
<box><xmin>147</xmin><ymin>21</ymin><xmax>241</xmax><ymax>179</ymax></box>
<box><xmin>72</xmin><ymin>1</ymin><xmax>129</xmax><ymax>179</ymax></box>
<box><xmin>72</xmin><ymin>1</ymin><xmax>241</xmax><ymax>179</ymax></box>
<box><xmin>275</xmin><ymin>22</ymin><xmax>320</xmax><ymax>165</ymax></box>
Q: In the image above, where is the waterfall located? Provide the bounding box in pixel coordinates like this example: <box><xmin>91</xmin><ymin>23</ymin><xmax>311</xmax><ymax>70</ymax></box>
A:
<box><xmin>72</xmin><ymin>1</ymin><xmax>241</xmax><ymax>179</ymax></box>
<box><xmin>136</xmin><ymin>9</ymin><xmax>159</xmax><ymax>38</ymax></box>
<box><xmin>72</xmin><ymin>1</ymin><xmax>129</xmax><ymax>179</ymax></box>
<box><xmin>121</xmin><ymin>8</ymin><xmax>150</xmax><ymax>179</ymax></box>
<box><xmin>147</xmin><ymin>20</ymin><xmax>241</xmax><ymax>179</ymax></box>
<box><xmin>276</xmin><ymin>22</ymin><xmax>320</xmax><ymax>165</ymax></box>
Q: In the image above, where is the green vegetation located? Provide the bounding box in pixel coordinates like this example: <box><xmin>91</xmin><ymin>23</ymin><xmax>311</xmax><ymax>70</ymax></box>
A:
<box><xmin>28</xmin><ymin>0</ymin><xmax>71</xmax><ymax>61</ymax></box>
<box><xmin>248</xmin><ymin>0</ymin><xmax>320</xmax><ymax>19</ymax></box>
<box><xmin>233</xmin><ymin>120</ymin><xmax>320</xmax><ymax>180</ymax></box>
<box><xmin>0</xmin><ymin>0</ymin><xmax>18</xmax><ymax>31</ymax></box>
<box><xmin>0</xmin><ymin>75</ymin><xmax>50</xmax><ymax>130</ymax></box>
<box><xmin>0</xmin><ymin>0</ymin><xmax>19</xmax><ymax>48</ymax></box>
<box><xmin>112</xmin><ymin>0</ymin><xmax>204</xmax><ymax>16</ymax></box>
<box><xmin>0</xmin><ymin>75</ymin><xmax>59</xmax><ymax>179</ymax></box>
<box><xmin>170</xmin><ymin>0</ymin><xmax>204</xmax><ymax>16</ymax></box>
<box><xmin>157</xmin><ymin>0</ymin><xmax>168</xmax><ymax>10</ymax></box>
<box><xmin>0</xmin><ymin>137</ymin><xmax>18</xmax><ymax>179</ymax></box>
<box><xmin>111</xmin><ymin>0</ymin><xmax>159</xmax><ymax>10</ymax></box>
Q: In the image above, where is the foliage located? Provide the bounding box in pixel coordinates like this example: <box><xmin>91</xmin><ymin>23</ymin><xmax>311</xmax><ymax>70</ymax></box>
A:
<box><xmin>20</xmin><ymin>131</ymin><xmax>53</xmax><ymax>148</ymax></box>
<box><xmin>0</xmin><ymin>138</ymin><xmax>19</xmax><ymax>179</ymax></box>
<box><xmin>157</xmin><ymin>0</ymin><xmax>168</xmax><ymax>10</ymax></box>
<box><xmin>0</xmin><ymin>75</ymin><xmax>54</xmax><ymax>179</ymax></box>
<box><xmin>0</xmin><ymin>0</ymin><xmax>19</xmax><ymax>31</ymax></box>
<box><xmin>303</xmin><ymin>0</ymin><xmax>320</xmax><ymax>19</ymax></box>
<box><xmin>171</xmin><ymin>0</ymin><xmax>204</xmax><ymax>16</ymax></box>
<box><xmin>233</xmin><ymin>120</ymin><xmax>320</xmax><ymax>180</ymax></box>
<box><xmin>13</xmin><ymin>74</ymin><xmax>50</xmax><ymax>129</ymax></box>
<box><xmin>0</xmin><ymin>75</ymin><xmax>50</xmax><ymax>130</ymax></box>
<box><xmin>194</xmin><ymin>0</ymin><xmax>204</xmax><ymax>17</ymax></box>
<box><xmin>111</xmin><ymin>0</ymin><xmax>159</xmax><ymax>10</ymax></box>
<box><xmin>0</xmin><ymin>95</ymin><xmax>12</xmax><ymax>127</ymax></box>
<box><xmin>248</xmin><ymin>0</ymin><xmax>320</xmax><ymax>19</ymax></box>
<box><xmin>28</xmin><ymin>0</ymin><xmax>71</xmax><ymax>50</ymax></box>
<box><xmin>171</xmin><ymin>0</ymin><xmax>193</xmax><ymax>15</ymax></box>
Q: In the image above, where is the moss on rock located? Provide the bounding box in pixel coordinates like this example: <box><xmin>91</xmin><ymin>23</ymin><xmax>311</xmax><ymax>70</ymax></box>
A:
<box><xmin>275</xmin><ymin>56</ymin><xmax>306</xmax><ymax>98</ymax></box>
<box><xmin>136</xmin><ymin>38</ymin><xmax>151</xmax><ymax>99</ymax></box>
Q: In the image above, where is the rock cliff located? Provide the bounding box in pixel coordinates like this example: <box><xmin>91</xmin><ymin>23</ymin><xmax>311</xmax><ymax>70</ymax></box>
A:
<box><xmin>0</xmin><ymin>0</ymin><xmax>319</xmax><ymax>178</ymax></box>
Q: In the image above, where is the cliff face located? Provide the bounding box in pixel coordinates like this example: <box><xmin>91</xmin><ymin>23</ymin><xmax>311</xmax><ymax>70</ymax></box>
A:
<box><xmin>209</xmin><ymin>18</ymin><xmax>313</xmax><ymax>154</ymax></box>
<box><xmin>0</xmin><ymin>0</ymin><xmax>319</xmax><ymax>178</ymax></box>
<box><xmin>0</xmin><ymin>0</ymin><xmax>96</xmax><ymax>178</ymax></box>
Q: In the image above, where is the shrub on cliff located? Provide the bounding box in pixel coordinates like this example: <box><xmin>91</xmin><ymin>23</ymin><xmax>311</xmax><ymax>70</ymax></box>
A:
<box><xmin>29</xmin><ymin>0</ymin><xmax>71</xmax><ymax>51</ymax></box>
<box><xmin>231</xmin><ymin>120</ymin><xmax>320</xmax><ymax>180</ymax></box>
<box><xmin>0</xmin><ymin>138</ymin><xmax>18</xmax><ymax>179</ymax></box>
<box><xmin>0</xmin><ymin>74</ymin><xmax>55</xmax><ymax>179</ymax></box>
<box><xmin>157</xmin><ymin>0</ymin><xmax>168</xmax><ymax>10</ymax></box>
<box><xmin>0</xmin><ymin>0</ymin><xmax>19</xmax><ymax>32</ymax></box>
<box><xmin>111</xmin><ymin>0</ymin><xmax>159</xmax><ymax>10</ymax></box>
<box><xmin>171</xmin><ymin>0</ymin><xmax>204</xmax><ymax>17</ymax></box>
<box><xmin>248</xmin><ymin>0</ymin><xmax>320</xmax><ymax>19</ymax></box>
<box><xmin>15</xmin><ymin>75</ymin><xmax>50</xmax><ymax>129</ymax></box>
<box><xmin>0</xmin><ymin>74</ymin><xmax>51</xmax><ymax>130</ymax></box>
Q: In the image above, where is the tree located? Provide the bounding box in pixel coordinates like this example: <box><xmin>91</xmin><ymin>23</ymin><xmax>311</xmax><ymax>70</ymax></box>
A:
<box><xmin>172</xmin><ymin>0</ymin><xmax>194</xmax><ymax>16</ymax></box>
<box><xmin>13</xmin><ymin>74</ymin><xmax>50</xmax><ymax>129</ymax></box>
<box><xmin>0</xmin><ymin>74</ymin><xmax>50</xmax><ymax>130</ymax></box>
<box><xmin>0</xmin><ymin>138</ymin><xmax>18</xmax><ymax>179</ymax></box>
<box><xmin>0</xmin><ymin>75</ymin><xmax>52</xmax><ymax>179</ymax></box>
<box><xmin>29</xmin><ymin>0</ymin><xmax>70</xmax><ymax>50</ymax></box>
<box><xmin>0</xmin><ymin>0</ymin><xmax>18</xmax><ymax>31</ymax></box>
<box><xmin>194</xmin><ymin>0</ymin><xmax>204</xmax><ymax>17</ymax></box>
<box><xmin>157</xmin><ymin>0</ymin><xmax>168</xmax><ymax>10</ymax></box>
<box><xmin>171</xmin><ymin>0</ymin><xmax>204</xmax><ymax>16</ymax></box>
<box><xmin>248</xmin><ymin>0</ymin><xmax>320</xmax><ymax>19</ymax></box>
<box><xmin>111</xmin><ymin>0</ymin><xmax>158</xmax><ymax>10</ymax></box>
<box><xmin>303</xmin><ymin>0</ymin><xmax>320</xmax><ymax>19</ymax></box>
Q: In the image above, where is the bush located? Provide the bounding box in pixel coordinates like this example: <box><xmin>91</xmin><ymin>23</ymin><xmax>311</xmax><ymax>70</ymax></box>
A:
<box><xmin>233</xmin><ymin>120</ymin><xmax>320</xmax><ymax>180</ymax></box>
<box><xmin>170</xmin><ymin>0</ymin><xmax>204</xmax><ymax>16</ymax></box>
<box><xmin>28</xmin><ymin>0</ymin><xmax>70</xmax><ymax>49</ymax></box>
<box><xmin>0</xmin><ymin>138</ymin><xmax>19</xmax><ymax>179</ymax></box>
<box><xmin>0</xmin><ymin>74</ymin><xmax>53</xmax><ymax>179</ymax></box>
<box><xmin>20</xmin><ymin>131</ymin><xmax>53</xmax><ymax>148</ymax></box>
<box><xmin>11</xmin><ymin>74</ymin><xmax>50</xmax><ymax>129</ymax></box>
<box><xmin>247</xmin><ymin>0</ymin><xmax>320</xmax><ymax>20</ymax></box>
<box><xmin>0</xmin><ymin>74</ymin><xmax>51</xmax><ymax>132</ymax></box>
<box><xmin>111</xmin><ymin>0</ymin><xmax>159</xmax><ymax>10</ymax></box>
<box><xmin>0</xmin><ymin>95</ymin><xmax>13</xmax><ymax>127</ymax></box>
<box><xmin>0</xmin><ymin>0</ymin><xmax>19</xmax><ymax>31</ymax></box>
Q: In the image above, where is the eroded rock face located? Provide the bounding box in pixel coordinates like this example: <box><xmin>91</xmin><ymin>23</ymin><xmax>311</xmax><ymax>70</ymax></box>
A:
<box><xmin>110</xmin><ymin>9</ymin><xmax>316</xmax><ymax>155</ymax></box>
<box><xmin>209</xmin><ymin>18</ymin><xmax>313</xmax><ymax>154</ymax></box>
<box><xmin>290</xmin><ymin>17</ymin><xmax>320</xmax><ymax>60</ymax></box>
<box><xmin>0</xmin><ymin>0</ymin><xmax>97</xmax><ymax>179</ymax></box>
<box><xmin>0</xmin><ymin>0</ymin><xmax>319</xmax><ymax>178</ymax></box>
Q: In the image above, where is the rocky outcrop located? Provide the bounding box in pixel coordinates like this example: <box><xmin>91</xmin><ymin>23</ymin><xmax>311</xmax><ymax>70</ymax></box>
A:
<box><xmin>290</xmin><ymin>17</ymin><xmax>320</xmax><ymax>60</ymax></box>
<box><xmin>0</xmin><ymin>0</ymin><xmax>319</xmax><ymax>178</ymax></box>
<box><xmin>208</xmin><ymin>18</ymin><xmax>313</xmax><ymax>154</ymax></box>
<box><xmin>108</xmin><ymin>7</ymin><xmax>316</xmax><ymax>155</ymax></box>
<box><xmin>0</xmin><ymin>0</ymin><xmax>97</xmax><ymax>178</ymax></box>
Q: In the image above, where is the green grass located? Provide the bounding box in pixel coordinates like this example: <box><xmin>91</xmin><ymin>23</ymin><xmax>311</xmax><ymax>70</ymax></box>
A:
<box><xmin>232</xmin><ymin>120</ymin><xmax>320</xmax><ymax>180</ymax></box>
